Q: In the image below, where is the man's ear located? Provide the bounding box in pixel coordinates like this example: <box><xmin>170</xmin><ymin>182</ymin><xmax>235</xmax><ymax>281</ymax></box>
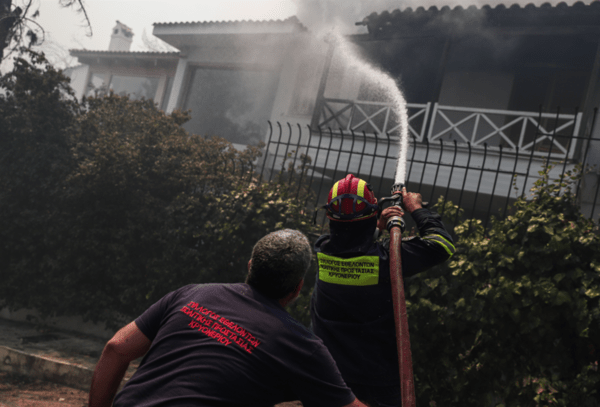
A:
<box><xmin>293</xmin><ymin>279</ymin><xmax>304</xmax><ymax>297</ymax></box>
<box><xmin>248</xmin><ymin>260</ymin><xmax>252</xmax><ymax>271</ymax></box>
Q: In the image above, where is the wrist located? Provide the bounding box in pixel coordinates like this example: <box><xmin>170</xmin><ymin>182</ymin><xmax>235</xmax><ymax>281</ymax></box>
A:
<box><xmin>404</xmin><ymin>204</ymin><xmax>422</xmax><ymax>214</ymax></box>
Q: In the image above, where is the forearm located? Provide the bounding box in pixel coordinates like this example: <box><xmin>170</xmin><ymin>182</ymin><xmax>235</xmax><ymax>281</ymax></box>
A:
<box><xmin>411</xmin><ymin>208</ymin><xmax>453</xmax><ymax>243</ymax></box>
<box><xmin>88</xmin><ymin>345</ymin><xmax>130</xmax><ymax>407</ymax></box>
<box><xmin>89</xmin><ymin>321</ymin><xmax>152</xmax><ymax>407</ymax></box>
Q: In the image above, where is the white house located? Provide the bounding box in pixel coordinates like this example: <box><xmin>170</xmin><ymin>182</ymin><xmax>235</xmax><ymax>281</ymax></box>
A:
<box><xmin>68</xmin><ymin>3</ymin><xmax>600</xmax><ymax>220</ymax></box>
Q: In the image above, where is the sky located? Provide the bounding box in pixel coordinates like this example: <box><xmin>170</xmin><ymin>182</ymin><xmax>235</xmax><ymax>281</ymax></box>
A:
<box><xmin>2</xmin><ymin>0</ymin><xmax>597</xmax><ymax>69</ymax></box>
<box><xmin>36</xmin><ymin>0</ymin><xmax>298</xmax><ymax>54</ymax></box>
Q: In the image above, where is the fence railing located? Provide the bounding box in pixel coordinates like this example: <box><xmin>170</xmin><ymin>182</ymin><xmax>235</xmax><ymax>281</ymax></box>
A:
<box><xmin>257</xmin><ymin>116</ymin><xmax>599</xmax><ymax>233</ymax></box>
<box><xmin>315</xmin><ymin>99</ymin><xmax>583</xmax><ymax>159</ymax></box>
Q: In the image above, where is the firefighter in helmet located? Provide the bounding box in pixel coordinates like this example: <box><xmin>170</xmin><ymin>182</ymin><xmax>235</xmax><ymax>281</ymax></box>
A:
<box><xmin>311</xmin><ymin>174</ymin><xmax>455</xmax><ymax>407</ymax></box>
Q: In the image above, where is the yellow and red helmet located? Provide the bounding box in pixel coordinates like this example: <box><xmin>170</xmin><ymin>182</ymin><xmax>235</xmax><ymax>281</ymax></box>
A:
<box><xmin>324</xmin><ymin>174</ymin><xmax>379</xmax><ymax>221</ymax></box>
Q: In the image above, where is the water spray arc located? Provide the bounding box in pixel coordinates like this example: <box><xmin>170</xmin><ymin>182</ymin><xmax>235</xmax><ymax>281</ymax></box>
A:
<box><xmin>324</xmin><ymin>32</ymin><xmax>410</xmax><ymax>183</ymax></box>
<box><xmin>328</xmin><ymin>33</ymin><xmax>415</xmax><ymax>406</ymax></box>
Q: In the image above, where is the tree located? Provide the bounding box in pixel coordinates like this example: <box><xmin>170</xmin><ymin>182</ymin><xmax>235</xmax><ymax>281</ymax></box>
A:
<box><xmin>0</xmin><ymin>0</ymin><xmax>20</xmax><ymax>61</ymax></box>
<box><xmin>408</xmin><ymin>164</ymin><xmax>600</xmax><ymax>406</ymax></box>
<box><xmin>0</xmin><ymin>50</ymin><xmax>80</xmax><ymax>316</ymax></box>
<box><xmin>0</xmin><ymin>0</ymin><xmax>90</xmax><ymax>64</ymax></box>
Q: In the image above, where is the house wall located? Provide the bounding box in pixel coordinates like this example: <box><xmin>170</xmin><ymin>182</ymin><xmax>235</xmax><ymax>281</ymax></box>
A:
<box><xmin>437</xmin><ymin>71</ymin><xmax>514</xmax><ymax>111</ymax></box>
<box><xmin>580</xmin><ymin>109</ymin><xmax>600</xmax><ymax>219</ymax></box>
<box><xmin>165</xmin><ymin>32</ymin><xmax>324</xmax><ymax>147</ymax></box>
<box><xmin>165</xmin><ymin>58</ymin><xmax>189</xmax><ymax>113</ymax></box>
<box><xmin>65</xmin><ymin>57</ymin><xmax>178</xmax><ymax>109</ymax></box>
<box><xmin>269</xmin><ymin>35</ymin><xmax>328</xmax><ymax>129</ymax></box>
<box><xmin>65</xmin><ymin>64</ymin><xmax>90</xmax><ymax>101</ymax></box>
<box><xmin>176</xmin><ymin>39</ymin><xmax>282</xmax><ymax>145</ymax></box>
<box><xmin>433</xmin><ymin>71</ymin><xmax>515</xmax><ymax>145</ymax></box>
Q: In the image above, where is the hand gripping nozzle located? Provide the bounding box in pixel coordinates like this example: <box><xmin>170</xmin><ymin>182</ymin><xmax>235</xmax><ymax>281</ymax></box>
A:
<box><xmin>378</xmin><ymin>183</ymin><xmax>406</xmax><ymax>232</ymax></box>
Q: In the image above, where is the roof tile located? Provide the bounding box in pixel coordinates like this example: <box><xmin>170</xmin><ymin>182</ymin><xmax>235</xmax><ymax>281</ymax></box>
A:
<box><xmin>357</xmin><ymin>1</ymin><xmax>600</xmax><ymax>35</ymax></box>
<box><xmin>153</xmin><ymin>15</ymin><xmax>306</xmax><ymax>31</ymax></box>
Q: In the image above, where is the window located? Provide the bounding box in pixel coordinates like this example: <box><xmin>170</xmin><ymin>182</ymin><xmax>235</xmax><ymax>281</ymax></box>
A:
<box><xmin>160</xmin><ymin>76</ymin><xmax>175</xmax><ymax>111</ymax></box>
<box><xmin>86</xmin><ymin>73</ymin><xmax>161</xmax><ymax>101</ymax></box>
<box><xmin>182</xmin><ymin>67</ymin><xmax>279</xmax><ymax>145</ymax></box>
<box><xmin>289</xmin><ymin>60</ymin><xmax>320</xmax><ymax>116</ymax></box>
<box><xmin>108</xmin><ymin>75</ymin><xmax>160</xmax><ymax>101</ymax></box>
<box><xmin>86</xmin><ymin>73</ymin><xmax>107</xmax><ymax>97</ymax></box>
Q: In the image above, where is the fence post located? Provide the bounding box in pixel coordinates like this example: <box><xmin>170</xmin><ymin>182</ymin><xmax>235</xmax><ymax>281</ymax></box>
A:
<box><xmin>485</xmin><ymin>144</ymin><xmax>504</xmax><ymax>230</ymax></box>
<box><xmin>455</xmin><ymin>142</ymin><xmax>472</xmax><ymax>226</ymax></box>
<box><xmin>426</xmin><ymin>102</ymin><xmax>439</xmax><ymax>142</ymax></box>
<box><xmin>469</xmin><ymin>143</ymin><xmax>488</xmax><ymax>231</ymax></box>
<box><xmin>295</xmin><ymin>124</ymin><xmax>307</xmax><ymax>200</ymax></box>
<box><xmin>420</xmin><ymin>102</ymin><xmax>431</xmax><ymax>142</ymax></box>
<box><xmin>429</xmin><ymin>139</ymin><xmax>444</xmax><ymax>205</ymax></box>
<box><xmin>289</xmin><ymin>122</ymin><xmax>303</xmax><ymax>186</ymax></box>
<box><xmin>502</xmin><ymin>146</ymin><xmax>520</xmax><ymax>219</ymax></box>
<box><xmin>441</xmin><ymin>140</ymin><xmax>459</xmax><ymax>218</ymax></box>
<box><xmin>258</xmin><ymin>121</ymin><xmax>275</xmax><ymax>183</ymax></box>
<box><xmin>568</xmin><ymin>111</ymin><xmax>583</xmax><ymax>159</ymax></box>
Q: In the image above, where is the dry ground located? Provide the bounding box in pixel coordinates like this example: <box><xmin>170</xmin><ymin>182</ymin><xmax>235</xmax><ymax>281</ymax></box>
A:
<box><xmin>0</xmin><ymin>372</ymin><xmax>302</xmax><ymax>407</ymax></box>
<box><xmin>0</xmin><ymin>372</ymin><xmax>88</xmax><ymax>407</ymax></box>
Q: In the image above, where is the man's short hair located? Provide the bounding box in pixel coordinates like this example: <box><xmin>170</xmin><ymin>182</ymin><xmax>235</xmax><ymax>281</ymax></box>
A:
<box><xmin>246</xmin><ymin>229</ymin><xmax>312</xmax><ymax>299</ymax></box>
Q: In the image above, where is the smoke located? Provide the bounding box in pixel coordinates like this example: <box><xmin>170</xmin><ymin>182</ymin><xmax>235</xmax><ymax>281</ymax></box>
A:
<box><xmin>292</xmin><ymin>0</ymin><xmax>597</xmax><ymax>34</ymax></box>
<box><xmin>287</xmin><ymin>0</ymin><xmax>598</xmax><ymax>181</ymax></box>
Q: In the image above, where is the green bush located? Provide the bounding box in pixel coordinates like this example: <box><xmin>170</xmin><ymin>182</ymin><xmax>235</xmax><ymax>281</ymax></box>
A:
<box><xmin>0</xmin><ymin>51</ymin><xmax>315</xmax><ymax>330</ymax></box>
<box><xmin>409</xmin><ymin>164</ymin><xmax>600</xmax><ymax>406</ymax></box>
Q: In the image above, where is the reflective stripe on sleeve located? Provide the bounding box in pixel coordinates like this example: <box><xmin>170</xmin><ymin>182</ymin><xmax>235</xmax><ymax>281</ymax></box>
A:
<box><xmin>423</xmin><ymin>234</ymin><xmax>456</xmax><ymax>257</ymax></box>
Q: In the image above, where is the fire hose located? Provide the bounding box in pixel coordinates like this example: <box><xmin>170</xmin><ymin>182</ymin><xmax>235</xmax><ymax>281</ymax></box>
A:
<box><xmin>379</xmin><ymin>182</ymin><xmax>416</xmax><ymax>407</ymax></box>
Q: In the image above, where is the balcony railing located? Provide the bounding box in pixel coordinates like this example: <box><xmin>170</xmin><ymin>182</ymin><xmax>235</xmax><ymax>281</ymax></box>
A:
<box><xmin>429</xmin><ymin>104</ymin><xmax>582</xmax><ymax>159</ymax></box>
<box><xmin>315</xmin><ymin>99</ymin><xmax>583</xmax><ymax>159</ymax></box>
<box><xmin>316</xmin><ymin>98</ymin><xmax>431</xmax><ymax>141</ymax></box>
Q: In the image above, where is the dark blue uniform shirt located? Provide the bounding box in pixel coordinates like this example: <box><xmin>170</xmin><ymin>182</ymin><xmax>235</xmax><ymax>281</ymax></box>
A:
<box><xmin>311</xmin><ymin>208</ymin><xmax>455</xmax><ymax>386</ymax></box>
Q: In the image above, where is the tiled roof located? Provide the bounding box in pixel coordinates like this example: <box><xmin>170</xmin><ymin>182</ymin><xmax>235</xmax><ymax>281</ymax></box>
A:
<box><xmin>153</xmin><ymin>15</ymin><xmax>307</xmax><ymax>31</ymax></box>
<box><xmin>357</xmin><ymin>1</ymin><xmax>600</xmax><ymax>35</ymax></box>
<box><xmin>69</xmin><ymin>50</ymin><xmax>179</xmax><ymax>57</ymax></box>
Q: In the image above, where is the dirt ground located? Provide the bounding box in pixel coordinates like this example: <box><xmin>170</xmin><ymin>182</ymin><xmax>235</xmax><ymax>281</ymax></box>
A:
<box><xmin>0</xmin><ymin>372</ymin><xmax>88</xmax><ymax>407</ymax></box>
<box><xmin>0</xmin><ymin>372</ymin><xmax>303</xmax><ymax>407</ymax></box>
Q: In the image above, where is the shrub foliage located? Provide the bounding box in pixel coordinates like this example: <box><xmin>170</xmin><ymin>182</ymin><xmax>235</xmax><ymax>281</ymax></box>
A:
<box><xmin>409</xmin><ymin>165</ymin><xmax>600</xmax><ymax>406</ymax></box>
<box><xmin>0</xmin><ymin>52</ymin><xmax>314</xmax><ymax>329</ymax></box>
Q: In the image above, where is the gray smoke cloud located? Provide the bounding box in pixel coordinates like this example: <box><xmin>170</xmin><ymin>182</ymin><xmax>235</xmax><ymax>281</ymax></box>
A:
<box><xmin>292</xmin><ymin>0</ymin><xmax>598</xmax><ymax>34</ymax></box>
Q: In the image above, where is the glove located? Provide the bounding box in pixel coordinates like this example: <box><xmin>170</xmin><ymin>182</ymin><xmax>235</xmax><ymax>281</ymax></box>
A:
<box><xmin>377</xmin><ymin>206</ymin><xmax>404</xmax><ymax>231</ymax></box>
